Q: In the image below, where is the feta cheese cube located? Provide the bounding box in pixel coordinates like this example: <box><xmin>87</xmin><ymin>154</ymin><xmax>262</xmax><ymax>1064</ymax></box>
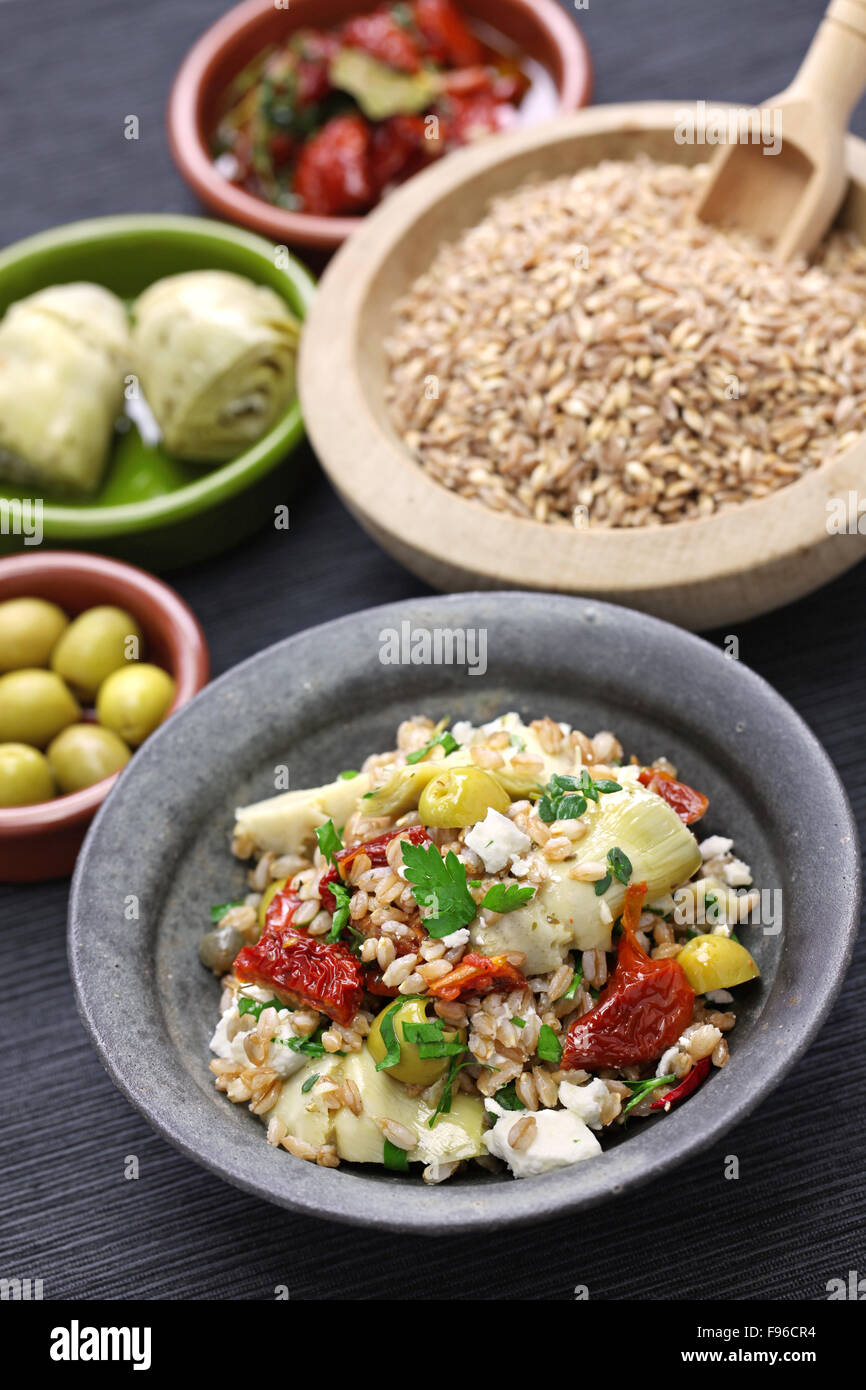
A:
<box><xmin>465</xmin><ymin>808</ymin><xmax>531</xmax><ymax>874</ymax></box>
<box><xmin>483</xmin><ymin>1099</ymin><xmax>601</xmax><ymax>1177</ymax></box>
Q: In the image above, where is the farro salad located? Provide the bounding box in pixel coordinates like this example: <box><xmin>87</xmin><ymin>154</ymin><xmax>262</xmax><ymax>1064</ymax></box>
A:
<box><xmin>201</xmin><ymin>714</ymin><xmax>762</xmax><ymax>1183</ymax></box>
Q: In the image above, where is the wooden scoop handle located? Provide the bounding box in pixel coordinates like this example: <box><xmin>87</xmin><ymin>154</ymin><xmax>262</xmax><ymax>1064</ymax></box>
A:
<box><xmin>788</xmin><ymin>0</ymin><xmax>866</xmax><ymax>123</ymax></box>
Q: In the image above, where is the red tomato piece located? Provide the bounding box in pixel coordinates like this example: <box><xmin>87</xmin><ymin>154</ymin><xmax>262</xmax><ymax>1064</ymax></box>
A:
<box><xmin>296</xmin><ymin>57</ymin><xmax>333</xmax><ymax>106</ymax></box>
<box><xmin>650</xmin><ymin>1056</ymin><xmax>711</xmax><ymax>1111</ymax></box>
<box><xmin>342</xmin><ymin>12</ymin><xmax>422</xmax><ymax>72</ymax></box>
<box><xmin>371</xmin><ymin>114</ymin><xmax>436</xmax><ymax>194</ymax></box>
<box><xmin>318</xmin><ymin>825</ymin><xmax>430</xmax><ymax>911</ymax></box>
<box><xmin>561</xmin><ymin>882</ymin><xmax>695</xmax><ymax>1069</ymax></box>
<box><xmin>412</xmin><ymin>0</ymin><xmax>484</xmax><ymax>67</ymax></box>
<box><xmin>427</xmin><ymin>951</ymin><xmax>527</xmax><ymax>1002</ymax></box>
<box><xmin>265</xmin><ymin>885</ymin><xmax>304</xmax><ymax>933</ymax></box>
<box><xmin>293</xmin><ymin>113</ymin><xmax>375</xmax><ymax>216</ymax></box>
<box><xmin>233</xmin><ymin>925</ymin><xmax>364</xmax><ymax>1025</ymax></box>
<box><xmin>440</xmin><ymin>89</ymin><xmax>511</xmax><ymax>145</ymax></box>
<box><xmin>638</xmin><ymin>768</ymin><xmax>709</xmax><ymax>825</ymax></box>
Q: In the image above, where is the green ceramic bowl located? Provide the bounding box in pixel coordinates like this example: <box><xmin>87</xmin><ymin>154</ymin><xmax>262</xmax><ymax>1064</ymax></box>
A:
<box><xmin>0</xmin><ymin>215</ymin><xmax>316</xmax><ymax>570</ymax></box>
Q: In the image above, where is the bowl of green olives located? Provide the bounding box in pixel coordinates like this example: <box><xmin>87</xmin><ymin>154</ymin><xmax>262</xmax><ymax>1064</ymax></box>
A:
<box><xmin>0</xmin><ymin>551</ymin><xmax>209</xmax><ymax>880</ymax></box>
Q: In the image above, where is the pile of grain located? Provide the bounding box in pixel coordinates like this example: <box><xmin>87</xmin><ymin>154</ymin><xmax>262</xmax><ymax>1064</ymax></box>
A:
<box><xmin>385</xmin><ymin>158</ymin><xmax>866</xmax><ymax>528</ymax></box>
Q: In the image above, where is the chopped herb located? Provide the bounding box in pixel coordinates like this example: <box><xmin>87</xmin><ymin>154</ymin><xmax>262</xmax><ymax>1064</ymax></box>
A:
<box><xmin>481</xmin><ymin>882</ymin><xmax>535</xmax><ymax>914</ymax></box>
<box><xmin>508</xmin><ymin>732</ymin><xmax>526</xmax><ymax>751</ymax></box>
<box><xmin>406</xmin><ymin>726</ymin><xmax>461</xmax><ymax>764</ymax></box>
<box><xmin>594</xmin><ymin>873</ymin><xmax>612</xmax><ymax>896</ymax></box>
<box><xmin>401</xmin><ymin>840</ymin><xmax>477</xmax><ymax>938</ymax></box>
<box><xmin>338</xmin><ymin>769</ymin><xmax>360</xmax><ymax>780</ymax></box>
<box><xmin>282</xmin><ymin>1019</ymin><xmax>344</xmax><ymax>1059</ymax></box>
<box><xmin>210</xmin><ymin>900</ymin><xmax>244</xmax><ymax>922</ymax></box>
<box><xmin>512</xmin><ymin>1016</ymin><xmax>526</xmax><ymax>1028</ymax></box>
<box><xmin>402</xmin><ymin>1019</ymin><xmax>466</xmax><ymax>1059</ymax></box>
<box><xmin>383</xmin><ymin>1138</ymin><xmax>410</xmax><ymax>1171</ymax></box>
<box><xmin>620</xmin><ymin>1074</ymin><xmax>675</xmax><ymax>1118</ymax></box>
<box><xmin>374</xmin><ymin>996</ymin><xmax>410</xmax><ymax>1071</ymax></box>
<box><xmin>326</xmin><ymin>880</ymin><xmax>352</xmax><ymax>942</ymax></box>
<box><xmin>563</xmin><ymin>962</ymin><xmax>584</xmax><ymax>1000</ymax></box>
<box><xmin>301</xmin><ymin>1073</ymin><xmax>320</xmax><ymax>1094</ymax></box>
<box><xmin>314</xmin><ymin>818</ymin><xmax>343</xmax><ymax>864</ymax></box>
<box><xmin>427</xmin><ymin>1053</ymin><xmax>474</xmax><ymax>1127</ymax></box>
<box><xmin>493</xmin><ymin>1080</ymin><xmax>525</xmax><ymax>1111</ymax></box>
<box><xmin>536</xmin><ymin>1023</ymin><xmax>562</xmax><ymax>1065</ymax></box>
<box><xmin>468</xmin><ymin>879</ymin><xmax>482</xmax><ymax>889</ymax></box>
<box><xmin>238</xmin><ymin>994</ymin><xmax>284</xmax><ymax>1019</ymax></box>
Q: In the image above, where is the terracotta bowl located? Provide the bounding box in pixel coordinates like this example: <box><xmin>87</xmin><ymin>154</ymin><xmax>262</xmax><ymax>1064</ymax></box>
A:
<box><xmin>0</xmin><ymin>552</ymin><xmax>210</xmax><ymax>882</ymax></box>
<box><xmin>167</xmin><ymin>0</ymin><xmax>593</xmax><ymax>253</ymax></box>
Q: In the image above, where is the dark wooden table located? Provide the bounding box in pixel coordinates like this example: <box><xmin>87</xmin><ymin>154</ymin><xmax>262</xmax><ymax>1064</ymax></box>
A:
<box><xmin>1</xmin><ymin>0</ymin><xmax>863</xmax><ymax>1300</ymax></box>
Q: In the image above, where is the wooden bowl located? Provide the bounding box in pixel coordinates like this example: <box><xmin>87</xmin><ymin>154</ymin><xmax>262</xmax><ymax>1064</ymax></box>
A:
<box><xmin>166</xmin><ymin>0</ymin><xmax>593</xmax><ymax>254</ymax></box>
<box><xmin>299</xmin><ymin>103</ymin><xmax>866</xmax><ymax>629</ymax></box>
<box><xmin>0</xmin><ymin>552</ymin><xmax>210</xmax><ymax>882</ymax></box>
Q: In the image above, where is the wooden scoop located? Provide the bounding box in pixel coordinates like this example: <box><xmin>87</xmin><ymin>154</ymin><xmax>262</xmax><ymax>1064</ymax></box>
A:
<box><xmin>697</xmin><ymin>0</ymin><xmax>866</xmax><ymax>259</ymax></box>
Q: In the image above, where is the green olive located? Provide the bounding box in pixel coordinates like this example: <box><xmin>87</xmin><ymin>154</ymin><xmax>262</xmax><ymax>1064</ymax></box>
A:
<box><xmin>96</xmin><ymin>663</ymin><xmax>175</xmax><ymax>747</ymax></box>
<box><xmin>258</xmin><ymin>876</ymin><xmax>289</xmax><ymax>932</ymax></box>
<box><xmin>0</xmin><ymin>743</ymin><xmax>55</xmax><ymax>806</ymax></box>
<box><xmin>367</xmin><ymin>997</ymin><xmax>465</xmax><ymax>1086</ymax></box>
<box><xmin>0</xmin><ymin>597</ymin><xmax>68</xmax><ymax>672</ymax></box>
<box><xmin>51</xmin><ymin>605</ymin><xmax>143</xmax><ymax>700</ymax></box>
<box><xmin>47</xmin><ymin>723</ymin><xmax>132</xmax><ymax>794</ymax></box>
<box><xmin>418</xmin><ymin>766</ymin><xmax>511</xmax><ymax>828</ymax></box>
<box><xmin>0</xmin><ymin>669</ymin><xmax>80</xmax><ymax>747</ymax></box>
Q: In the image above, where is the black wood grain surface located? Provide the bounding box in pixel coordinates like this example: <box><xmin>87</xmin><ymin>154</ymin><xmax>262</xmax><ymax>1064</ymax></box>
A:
<box><xmin>0</xmin><ymin>0</ymin><xmax>863</xmax><ymax>1301</ymax></box>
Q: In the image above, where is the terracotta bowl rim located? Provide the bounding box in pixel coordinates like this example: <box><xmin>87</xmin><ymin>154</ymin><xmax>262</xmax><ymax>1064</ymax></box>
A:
<box><xmin>166</xmin><ymin>0</ymin><xmax>594</xmax><ymax>250</ymax></box>
<box><xmin>0</xmin><ymin>551</ymin><xmax>210</xmax><ymax>837</ymax></box>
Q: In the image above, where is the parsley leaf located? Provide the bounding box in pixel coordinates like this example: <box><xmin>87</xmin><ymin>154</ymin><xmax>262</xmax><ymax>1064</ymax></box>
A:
<box><xmin>536</xmin><ymin>1023</ymin><xmax>562</xmax><ymax>1065</ymax></box>
<box><xmin>338</xmin><ymin>769</ymin><xmax>360</xmax><ymax>780</ymax></box>
<box><xmin>326</xmin><ymin>880</ymin><xmax>352</xmax><ymax>942</ymax></box>
<box><xmin>481</xmin><ymin>882</ymin><xmax>535</xmax><ymax>914</ymax></box>
<box><xmin>374</xmin><ymin>996</ymin><xmax>412</xmax><ymax>1071</ymax></box>
<box><xmin>493</xmin><ymin>1081</ymin><xmax>525</xmax><ymax>1111</ymax></box>
<box><xmin>428</xmin><ymin>1053</ymin><xmax>474</xmax><ymax>1127</ymax></box>
<box><xmin>314</xmin><ymin>819</ymin><xmax>343</xmax><ymax>864</ymax></box>
<box><xmin>406</xmin><ymin>728</ymin><xmax>461</xmax><ymax>764</ymax></box>
<box><xmin>563</xmin><ymin>962</ymin><xmax>584</xmax><ymax>999</ymax></box>
<box><xmin>401</xmin><ymin>840</ymin><xmax>477</xmax><ymax>938</ymax></box>
<box><xmin>402</xmin><ymin>1020</ymin><xmax>466</xmax><ymax>1059</ymax></box>
<box><xmin>301</xmin><ymin>1072</ymin><xmax>320</xmax><ymax>1094</ymax></box>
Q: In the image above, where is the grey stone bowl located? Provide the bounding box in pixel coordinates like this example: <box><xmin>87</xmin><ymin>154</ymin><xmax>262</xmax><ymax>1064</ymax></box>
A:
<box><xmin>68</xmin><ymin>593</ymin><xmax>860</xmax><ymax>1232</ymax></box>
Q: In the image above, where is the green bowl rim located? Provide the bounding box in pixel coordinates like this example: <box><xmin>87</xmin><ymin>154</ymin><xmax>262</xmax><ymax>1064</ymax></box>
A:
<box><xmin>0</xmin><ymin>214</ymin><xmax>317</xmax><ymax>539</ymax></box>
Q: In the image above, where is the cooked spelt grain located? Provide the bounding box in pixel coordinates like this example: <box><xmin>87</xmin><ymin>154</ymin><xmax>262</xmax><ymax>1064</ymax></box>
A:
<box><xmin>385</xmin><ymin>158</ymin><xmax>866</xmax><ymax>528</ymax></box>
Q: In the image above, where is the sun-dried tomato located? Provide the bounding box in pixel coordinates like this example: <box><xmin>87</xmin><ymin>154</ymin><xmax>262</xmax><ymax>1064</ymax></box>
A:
<box><xmin>638</xmin><ymin>768</ymin><xmax>708</xmax><ymax>825</ymax></box>
<box><xmin>412</xmin><ymin>0</ymin><xmax>484</xmax><ymax>67</ymax></box>
<box><xmin>264</xmin><ymin>885</ymin><xmax>304</xmax><ymax>933</ymax></box>
<box><xmin>371</xmin><ymin>114</ymin><xmax>436</xmax><ymax>194</ymax></box>
<box><xmin>561</xmin><ymin>882</ymin><xmax>695</xmax><ymax>1069</ymax></box>
<box><xmin>650</xmin><ymin>1056</ymin><xmax>711</xmax><ymax>1111</ymax></box>
<box><xmin>233</xmin><ymin>925</ymin><xmax>364</xmax><ymax>1025</ymax></box>
<box><xmin>342</xmin><ymin>11</ymin><xmax>422</xmax><ymax>72</ymax></box>
<box><xmin>293</xmin><ymin>113</ymin><xmax>375</xmax><ymax>215</ymax></box>
<box><xmin>427</xmin><ymin>951</ymin><xmax>527</xmax><ymax>1002</ymax></box>
<box><xmin>319</xmin><ymin>826</ymin><xmax>429</xmax><ymax>912</ymax></box>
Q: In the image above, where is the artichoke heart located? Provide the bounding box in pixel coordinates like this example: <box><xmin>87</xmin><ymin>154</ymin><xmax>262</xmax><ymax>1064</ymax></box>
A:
<box><xmin>472</xmin><ymin>776</ymin><xmax>702</xmax><ymax>970</ymax></box>
<box><xmin>0</xmin><ymin>283</ymin><xmax>130</xmax><ymax>495</ymax></box>
<box><xmin>235</xmin><ymin>771</ymin><xmax>372</xmax><ymax>856</ymax></box>
<box><xmin>132</xmin><ymin>270</ymin><xmax>300</xmax><ymax>463</ymax></box>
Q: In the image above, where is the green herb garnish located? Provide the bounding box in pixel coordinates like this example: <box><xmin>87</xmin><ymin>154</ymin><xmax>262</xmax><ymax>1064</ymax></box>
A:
<box><xmin>493</xmin><ymin>1081</ymin><xmax>525</xmax><ymax>1111</ymax></box>
<box><xmin>594</xmin><ymin>845</ymin><xmax>633</xmax><ymax>896</ymax></box>
<box><xmin>538</xmin><ymin>769</ymin><xmax>622</xmax><ymax>824</ymax></box>
<box><xmin>563</xmin><ymin>962</ymin><xmax>584</xmax><ymax>1000</ymax></box>
<box><xmin>620</xmin><ymin>1074</ymin><xmax>675</xmax><ymax>1118</ymax></box>
<box><xmin>427</xmin><ymin>1053</ymin><xmax>474</xmax><ymax>1127</ymax></box>
<box><xmin>301</xmin><ymin>1073</ymin><xmax>320</xmax><ymax>1094</ymax></box>
<box><xmin>401</xmin><ymin>840</ymin><xmax>477</xmax><ymax>939</ymax></box>
<box><xmin>536</xmin><ymin>1023</ymin><xmax>562</xmax><ymax>1065</ymax></box>
<box><xmin>326</xmin><ymin>880</ymin><xmax>352</xmax><ymax>942</ymax></box>
<box><xmin>481</xmin><ymin>882</ymin><xmax>535</xmax><ymax>914</ymax></box>
<box><xmin>339</xmin><ymin>769</ymin><xmax>360</xmax><ymax>780</ymax></box>
<box><xmin>383</xmin><ymin>1138</ymin><xmax>410</xmax><ymax>1171</ymax></box>
<box><xmin>402</xmin><ymin>1020</ymin><xmax>466</xmax><ymax>1059</ymax></box>
<box><xmin>406</xmin><ymin>728</ymin><xmax>461</xmax><ymax>764</ymax></box>
<box><xmin>314</xmin><ymin>818</ymin><xmax>343</xmax><ymax>864</ymax></box>
<box><xmin>238</xmin><ymin>994</ymin><xmax>283</xmax><ymax>1020</ymax></box>
<box><xmin>210</xmin><ymin>900</ymin><xmax>244</xmax><ymax>922</ymax></box>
